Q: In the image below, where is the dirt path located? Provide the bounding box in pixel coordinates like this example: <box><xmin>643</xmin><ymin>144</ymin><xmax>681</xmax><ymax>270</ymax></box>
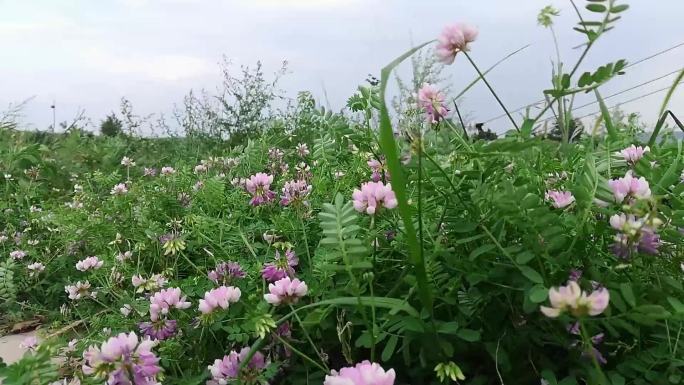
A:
<box><xmin>0</xmin><ymin>331</ymin><xmax>37</xmax><ymax>365</ymax></box>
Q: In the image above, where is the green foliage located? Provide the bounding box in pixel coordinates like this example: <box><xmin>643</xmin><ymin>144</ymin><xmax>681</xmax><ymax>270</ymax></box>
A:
<box><xmin>0</xmin><ymin>259</ymin><xmax>17</xmax><ymax>304</ymax></box>
<box><xmin>1</xmin><ymin>1</ymin><xmax>683</xmax><ymax>384</ymax></box>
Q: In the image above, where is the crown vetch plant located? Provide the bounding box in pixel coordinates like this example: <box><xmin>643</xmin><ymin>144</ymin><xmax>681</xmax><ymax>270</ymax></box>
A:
<box><xmin>2</xmin><ymin>1</ymin><xmax>684</xmax><ymax>384</ymax></box>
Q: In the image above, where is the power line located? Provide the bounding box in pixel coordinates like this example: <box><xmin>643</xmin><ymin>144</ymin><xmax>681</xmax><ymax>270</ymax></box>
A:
<box><xmin>540</xmin><ymin>81</ymin><xmax>684</xmax><ymax>124</ymax></box>
<box><xmin>481</xmin><ymin>41</ymin><xmax>684</xmax><ymax>124</ymax></box>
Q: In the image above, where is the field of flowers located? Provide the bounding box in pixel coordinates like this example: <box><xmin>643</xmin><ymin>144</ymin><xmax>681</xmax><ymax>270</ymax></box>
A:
<box><xmin>1</xmin><ymin>1</ymin><xmax>684</xmax><ymax>384</ymax></box>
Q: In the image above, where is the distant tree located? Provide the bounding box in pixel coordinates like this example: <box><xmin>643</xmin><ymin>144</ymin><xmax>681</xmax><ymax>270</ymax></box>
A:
<box><xmin>100</xmin><ymin>113</ymin><xmax>123</xmax><ymax>137</ymax></box>
<box><xmin>546</xmin><ymin>118</ymin><xmax>584</xmax><ymax>142</ymax></box>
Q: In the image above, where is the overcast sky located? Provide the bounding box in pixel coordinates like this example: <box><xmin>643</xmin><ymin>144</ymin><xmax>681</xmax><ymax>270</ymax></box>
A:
<box><xmin>1</xmin><ymin>0</ymin><xmax>683</xmax><ymax>134</ymax></box>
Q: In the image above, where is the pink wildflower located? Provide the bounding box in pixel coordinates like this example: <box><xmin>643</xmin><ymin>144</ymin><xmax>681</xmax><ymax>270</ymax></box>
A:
<box><xmin>280</xmin><ymin>179</ymin><xmax>312</xmax><ymax>206</ymax></box>
<box><xmin>120</xmin><ymin>157</ymin><xmax>135</xmax><ymax>167</ymax></box>
<box><xmin>436</xmin><ymin>23</ymin><xmax>478</xmax><ymax>64</ymax></box>
<box><xmin>160</xmin><ymin>167</ymin><xmax>176</xmax><ymax>176</ymax></box>
<box><xmin>208</xmin><ymin>261</ymin><xmax>245</xmax><ymax>285</ymax></box>
<box><xmin>368</xmin><ymin>157</ymin><xmax>389</xmax><ymax>182</ymax></box>
<box><xmin>75</xmin><ymin>256</ymin><xmax>104</xmax><ymax>272</ymax></box>
<box><xmin>149</xmin><ymin>287</ymin><xmax>191</xmax><ymax>321</ymax></box>
<box><xmin>618</xmin><ymin>145</ymin><xmax>649</xmax><ymax>164</ymax></box>
<box><xmin>264</xmin><ymin>277</ymin><xmax>308</xmax><ymax>306</ymax></box>
<box><xmin>545</xmin><ymin>190</ymin><xmax>575</xmax><ymax>209</ymax></box>
<box><xmin>19</xmin><ymin>336</ymin><xmax>38</xmax><ymax>351</ymax></box>
<box><xmin>324</xmin><ymin>361</ymin><xmax>396</xmax><ymax>385</ymax></box>
<box><xmin>245</xmin><ymin>173</ymin><xmax>276</xmax><ymax>206</ymax></box>
<box><xmin>132</xmin><ymin>274</ymin><xmax>168</xmax><ymax>293</ymax></box>
<box><xmin>139</xmin><ymin>319</ymin><xmax>177</xmax><ymax>341</ymax></box>
<box><xmin>27</xmin><ymin>262</ymin><xmax>45</xmax><ymax>277</ymax></box>
<box><xmin>296</xmin><ymin>143</ymin><xmax>310</xmax><ymax>157</ymax></box>
<box><xmin>143</xmin><ymin>167</ymin><xmax>157</xmax><ymax>177</ymax></box>
<box><xmin>198</xmin><ymin>286</ymin><xmax>241</xmax><ymax>315</ymax></box>
<box><xmin>608</xmin><ymin>172</ymin><xmax>651</xmax><ymax>202</ymax></box>
<box><xmin>540</xmin><ymin>281</ymin><xmax>609</xmax><ymax>318</ymax></box>
<box><xmin>82</xmin><ymin>332</ymin><xmax>161</xmax><ymax>385</ymax></box>
<box><xmin>207</xmin><ymin>348</ymin><xmax>266</xmax><ymax>385</ymax></box>
<box><xmin>261</xmin><ymin>249</ymin><xmax>298</xmax><ymax>282</ymax></box>
<box><xmin>10</xmin><ymin>250</ymin><xmax>27</xmax><ymax>260</ymax></box>
<box><xmin>65</xmin><ymin>281</ymin><xmax>95</xmax><ymax>300</ymax></box>
<box><xmin>417</xmin><ymin>83</ymin><xmax>449</xmax><ymax>123</ymax></box>
<box><xmin>110</xmin><ymin>183</ymin><xmax>128</xmax><ymax>195</ymax></box>
<box><xmin>609</xmin><ymin>213</ymin><xmax>643</xmax><ymax>233</ymax></box>
<box><xmin>116</xmin><ymin>251</ymin><xmax>132</xmax><ymax>262</ymax></box>
<box><xmin>352</xmin><ymin>181</ymin><xmax>398</xmax><ymax>215</ymax></box>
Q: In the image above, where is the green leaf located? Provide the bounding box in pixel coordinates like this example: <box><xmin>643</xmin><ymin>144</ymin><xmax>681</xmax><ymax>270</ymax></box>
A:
<box><xmin>610</xmin><ymin>4</ymin><xmax>629</xmax><ymax>13</ymax></box>
<box><xmin>516</xmin><ymin>251</ymin><xmax>535</xmax><ymax>265</ymax></box>
<box><xmin>437</xmin><ymin>321</ymin><xmax>460</xmax><ymax>335</ymax></box>
<box><xmin>619</xmin><ymin>283</ymin><xmax>636</xmax><ymax>308</ymax></box>
<box><xmin>609</xmin><ymin>373</ymin><xmax>626</xmax><ymax>385</ymax></box>
<box><xmin>595</xmin><ymin>89</ymin><xmax>617</xmax><ymax>140</ymax></box>
<box><xmin>656</xmin><ymin>141</ymin><xmax>682</xmax><ymax>192</ymax></box>
<box><xmin>290</xmin><ymin>297</ymin><xmax>419</xmax><ymax>317</ymax></box>
<box><xmin>381</xmin><ymin>335</ymin><xmax>399</xmax><ymax>361</ymax></box>
<box><xmin>456</xmin><ymin>328</ymin><xmax>481</xmax><ymax>342</ymax></box>
<box><xmin>667</xmin><ymin>297</ymin><xmax>684</xmax><ymax>313</ymax></box>
<box><xmin>541</xmin><ymin>370</ymin><xmax>558</xmax><ymax>385</ymax></box>
<box><xmin>521</xmin><ymin>118</ymin><xmax>535</xmax><ymax>138</ymax></box>
<box><xmin>578</xmin><ymin>72</ymin><xmax>593</xmax><ymax>87</ymax></box>
<box><xmin>469</xmin><ymin>244</ymin><xmax>496</xmax><ymax>260</ymax></box>
<box><xmin>519</xmin><ymin>266</ymin><xmax>544</xmax><ymax>284</ymax></box>
<box><xmin>377</xmin><ymin>40</ymin><xmax>435</xmax><ymax>312</ymax></box>
<box><xmin>586</xmin><ymin>3</ymin><xmax>607</xmax><ymax>12</ymax></box>
<box><xmin>529</xmin><ymin>285</ymin><xmax>549</xmax><ymax>303</ymax></box>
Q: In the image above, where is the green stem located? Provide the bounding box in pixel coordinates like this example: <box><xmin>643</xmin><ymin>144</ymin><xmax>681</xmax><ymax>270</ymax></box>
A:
<box><xmin>275</xmin><ymin>335</ymin><xmax>328</xmax><ymax>373</ymax></box>
<box><xmin>463</xmin><ymin>52</ymin><xmax>519</xmax><ymax>131</ymax></box>
<box><xmin>300</xmin><ymin>216</ymin><xmax>313</xmax><ymax>270</ymax></box>
<box><xmin>579</xmin><ymin>320</ymin><xmax>608</xmax><ymax>384</ymax></box>
<box><xmin>291</xmin><ymin>304</ymin><xmax>329</xmax><ymax>371</ymax></box>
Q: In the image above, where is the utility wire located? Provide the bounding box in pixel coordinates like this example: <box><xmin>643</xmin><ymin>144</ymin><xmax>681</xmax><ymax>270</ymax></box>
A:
<box><xmin>481</xmin><ymin>41</ymin><xmax>684</xmax><ymax>124</ymax></box>
<box><xmin>540</xmin><ymin>81</ymin><xmax>684</xmax><ymax>123</ymax></box>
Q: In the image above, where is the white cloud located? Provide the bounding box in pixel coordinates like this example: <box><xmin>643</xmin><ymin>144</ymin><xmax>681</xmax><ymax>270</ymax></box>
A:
<box><xmin>247</xmin><ymin>0</ymin><xmax>360</xmax><ymax>9</ymax></box>
<box><xmin>80</xmin><ymin>48</ymin><xmax>214</xmax><ymax>81</ymax></box>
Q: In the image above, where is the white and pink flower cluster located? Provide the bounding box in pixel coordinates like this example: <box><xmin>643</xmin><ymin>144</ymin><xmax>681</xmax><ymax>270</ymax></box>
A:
<box><xmin>264</xmin><ymin>276</ymin><xmax>308</xmax><ymax>306</ymax></box>
<box><xmin>545</xmin><ymin>190</ymin><xmax>575</xmax><ymax>209</ymax></box>
<box><xmin>436</xmin><ymin>23</ymin><xmax>478</xmax><ymax>65</ymax></box>
<box><xmin>65</xmin><ymin>281</ymin><xmax>96</xmax><ymax>300</ymax></box>
<box><xmin>368</xmin><ymin>158</ymin><xmax>390</xmax><ymax>182</ymax></box>
<box><xmin>607</xmin><ymin>170</ymin><xmax>660</xmax><ymax>258</ymax></box>
<box><xmin>27</xmin><ymin>262</ymin><xmax>45</xmax><ymax>276</ymax></box>
<box><xmin>110</xmin><ymin>183</ymin><xmax>128</xmax><ymax>195</ymax></box>
<box><xmin>280</xmin><ymin>179</ymin><xmax>312</xmax><ymax>207</ymax></box>
<box><xmin>617</xmin><ymin>145</ymin><xmax>649</xmax><ymax>165</ymax></box>
<box><xmin>82</xmin><ymin>332</ymin><xmax>161</xmax><ymax>385</ymax></box>
<box><xmin>207</xmin><ymin>347</ymin><xmax>267</xmax><ymax>385</ymax></box>
<box><xmin>149</xmin><ymin>287</ymin><xmax>191</xmax><ymax>321</ymax></box>
<box><xmin>10</xmin><ymin>249</ymin><xmax>27</xmax><ymax>260</ymax></box>
<box><xmin>418</xmin><ymin>84</ymin><xmax>449</xmax><ymax>124</ymax></box>
<box><xmin>198</xmin><ymin>286</ymin><xmax>241</xmax><ymax>315</ymax></box>
<box><xmin>352</xmin><ymin>181</ymin><xmax>398</xmax><ymax>215</ymax></box>
<box><xmin>540</xmin><ymin>281</ymin><xmax>609</xmax><ymax>318</ymax></box>
<box><xmin>245</xmin><ymin>173</ymin><xmax>276</xmax><ymax>206</ymax></box>
<box><xmin>132</xmin><ymin>273</ymin><xmax>168</xmax><ymax>293</ymax></box>
<box><xmin>324</xmin><ymin>361</ymin><xmax>396</xmax><ymax>385</ymax></box>
<box><xmin>75</xmin><ymin>256</ymin><xmax>104</xmax><ymax>272</ymax></box>
<box><xmin>608</xmin><ymin>171</ymin><xmax>651</xmax><ymax>203</ymax></box>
